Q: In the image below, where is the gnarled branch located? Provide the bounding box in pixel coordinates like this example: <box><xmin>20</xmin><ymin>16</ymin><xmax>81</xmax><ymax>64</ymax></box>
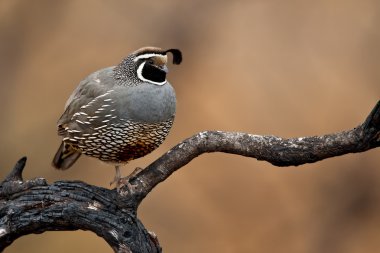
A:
<box><xmin>0</xmin><ymin>101</ymin><xmax>379</xmax><ymax>252</ymax></box>
<box><xmin>125</xmin><ymin>101</ymin><xmax>380</xmax><ymax>203</ymax></box>
<box><xmin>0</xmin><ymin>158</ymin><xmax>160</xmax><ymax>253</ymax></box>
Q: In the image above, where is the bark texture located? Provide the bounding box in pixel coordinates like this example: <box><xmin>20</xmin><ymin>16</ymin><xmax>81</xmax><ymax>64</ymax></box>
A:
<box><xmin>1</xmin><ymin>101</ymin><xmax>379</xmax><ymax>252</ymax></box>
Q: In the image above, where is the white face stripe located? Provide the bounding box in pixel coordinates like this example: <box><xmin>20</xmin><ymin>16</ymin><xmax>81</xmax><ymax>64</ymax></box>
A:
<box><xmin>136</xmin><ymin>61</ymin><xmax>167</xmax><ymax>86</ymax></box>
<box><xmin>133</xmin><ymin>53</ymin><xmax>167</xmax><ymax>62</ymax></box>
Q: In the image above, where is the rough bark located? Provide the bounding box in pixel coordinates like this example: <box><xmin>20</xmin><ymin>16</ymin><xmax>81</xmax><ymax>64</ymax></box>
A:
<box><xmin>1</xmin><ymin>101</ymin><xmax>379</xmax><ymax>252</ymax></box>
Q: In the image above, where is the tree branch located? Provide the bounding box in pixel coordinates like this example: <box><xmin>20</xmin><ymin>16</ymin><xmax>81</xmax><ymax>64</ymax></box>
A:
<box><xmin>0</xmin><ymin>101</ymin><xmax>379</xmax><ymax>252</ymax></box>
<box><xmin>126</xmin><ymin>101</ymin><xmax>380</xmax><ymax>203</ymax></box>
<box><xmin>0</xmin><ymin>158</ymin><xmax>161</xmax><ymax>253</ymax></box>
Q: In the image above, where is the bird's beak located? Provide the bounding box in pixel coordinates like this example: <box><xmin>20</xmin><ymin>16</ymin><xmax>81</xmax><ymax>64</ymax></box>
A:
<box><xmin>160</xmin><ymin>65</ymin><xmax>169</xmax><ymax>73</ymax></box>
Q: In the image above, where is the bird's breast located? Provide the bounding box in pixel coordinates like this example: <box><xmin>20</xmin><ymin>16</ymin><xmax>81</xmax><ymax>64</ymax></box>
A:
<box><xmin>114</xmin><ymin>82</ymin><xmax>176</xmax><ymax>123</ymax></box>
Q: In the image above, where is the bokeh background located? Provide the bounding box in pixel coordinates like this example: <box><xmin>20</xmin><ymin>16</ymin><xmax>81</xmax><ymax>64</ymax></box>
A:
<box><xmin>1</xmin><ymin>0</ymin><xmax>380</xmax><ymax>252</ymax></box>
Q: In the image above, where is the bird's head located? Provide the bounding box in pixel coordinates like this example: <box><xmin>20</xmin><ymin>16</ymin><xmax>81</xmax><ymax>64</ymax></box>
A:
<box><xmin>114</xmin><ymin>47</ymin><xmax>182</xmax><ymax>86</ymax></box>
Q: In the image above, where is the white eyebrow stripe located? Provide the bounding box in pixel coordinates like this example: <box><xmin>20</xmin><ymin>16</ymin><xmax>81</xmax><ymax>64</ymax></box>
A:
<box><xmin>133</xmin><ymin>53</ymin><xmax>167</xmax><ymax>62</ymax></box>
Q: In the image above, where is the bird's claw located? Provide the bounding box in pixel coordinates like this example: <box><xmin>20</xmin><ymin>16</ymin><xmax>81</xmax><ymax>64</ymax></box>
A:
<box><xmin>112</xmin><ymin>167</ymin><xmax>144</xmax><ymax>193</ymax></box>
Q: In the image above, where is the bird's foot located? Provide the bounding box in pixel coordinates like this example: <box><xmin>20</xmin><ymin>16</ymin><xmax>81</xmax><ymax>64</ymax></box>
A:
<box><xmin>109</xmin><ymin>175</ymin><xmax>121</xmax><ymax>187</ymax></box>
<box><xmin>113</xmin><ymin>167</ymin><xmax>144</xmax><ymax>193</ymax></box>
<box><xmin>110</xmin><ymin>176</ymin><xmax>126</xmax><ymax>193</ymax></box>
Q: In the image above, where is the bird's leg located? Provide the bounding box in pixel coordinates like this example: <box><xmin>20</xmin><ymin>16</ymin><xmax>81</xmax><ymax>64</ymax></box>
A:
<box><xmin>110</xmin><ymin>165</ymin><xmax>122</xmax><ymax>187</ymax></box>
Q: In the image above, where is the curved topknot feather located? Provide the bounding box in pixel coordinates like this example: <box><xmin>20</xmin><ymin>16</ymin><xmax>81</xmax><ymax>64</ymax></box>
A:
<box><xmin>165</xmin><ymin>49</ymin><xmax>182</xmax><ymax>65</ymax></box>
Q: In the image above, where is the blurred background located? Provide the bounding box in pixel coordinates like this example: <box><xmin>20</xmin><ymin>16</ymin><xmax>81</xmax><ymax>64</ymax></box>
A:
<box><xmin>1</xmin><ymin>0</ymin><xmax>379</xmax><ymax>252</ymax></box>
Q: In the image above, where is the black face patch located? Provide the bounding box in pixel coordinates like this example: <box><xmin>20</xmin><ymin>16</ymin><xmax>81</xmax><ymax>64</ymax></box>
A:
<box><xmin>142</xmin><ymin>62</ymin><xmax>166</xmax><ymax>83</ymax></box>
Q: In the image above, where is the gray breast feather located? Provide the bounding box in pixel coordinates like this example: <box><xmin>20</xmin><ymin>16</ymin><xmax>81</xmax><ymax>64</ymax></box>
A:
<box><xmin>114</xmin><ymin>82</ymin><xmax>176</xmax><ymax>123</ymax></box>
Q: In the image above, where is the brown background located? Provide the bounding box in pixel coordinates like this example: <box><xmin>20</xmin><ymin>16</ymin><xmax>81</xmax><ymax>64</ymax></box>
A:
<box><xmin>1</xmin><ymin>0</ymin><xmax>380</xmax><ymax>252</ymax></box>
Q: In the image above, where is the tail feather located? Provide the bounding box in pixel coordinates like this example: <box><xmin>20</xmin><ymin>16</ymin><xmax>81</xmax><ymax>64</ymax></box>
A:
<box><xmin>52</xmin><ymin>142</ymin><xmax>81</xmax><ymax>170</ymax></box>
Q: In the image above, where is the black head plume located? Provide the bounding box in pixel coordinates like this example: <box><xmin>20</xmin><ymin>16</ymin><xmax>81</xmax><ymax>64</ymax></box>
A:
<box><xmin>165</xmin><ymin>49</ymin><xmax>182</xmax><ymax>65</ymax></box>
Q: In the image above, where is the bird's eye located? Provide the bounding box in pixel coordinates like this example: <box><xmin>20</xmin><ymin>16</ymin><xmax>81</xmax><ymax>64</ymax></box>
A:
<box><xmin>147</xmin><ymin>59</ymin><xmax>154</xmax><ymax>65</ymax></box>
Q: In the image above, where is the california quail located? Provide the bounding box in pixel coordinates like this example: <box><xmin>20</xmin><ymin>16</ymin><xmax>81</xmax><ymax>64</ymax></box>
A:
<box><xmin>52</xmin><ymin>46</ymin><xmax>182</xmax><ymax>186</ymax></box>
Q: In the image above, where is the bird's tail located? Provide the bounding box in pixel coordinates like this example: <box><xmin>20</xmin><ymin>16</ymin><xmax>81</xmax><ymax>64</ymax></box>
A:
<box><xmin>52</xmin><ymin>142</ymin><xmax>81</xmax><ymax>170</ymax></box>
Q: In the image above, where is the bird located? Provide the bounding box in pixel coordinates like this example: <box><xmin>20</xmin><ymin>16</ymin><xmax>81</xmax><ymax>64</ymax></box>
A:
<box><xmin>52</xmin><ymin>46</ymin><xmax>182</xmax><ymax>188</ymax></box>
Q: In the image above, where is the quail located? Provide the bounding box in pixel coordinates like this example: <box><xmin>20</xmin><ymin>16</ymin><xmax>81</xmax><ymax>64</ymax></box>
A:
<box><xmin>52</xmin><ymin>46</ymin><xmax>182</xmax><ymax>187</ymax></box>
